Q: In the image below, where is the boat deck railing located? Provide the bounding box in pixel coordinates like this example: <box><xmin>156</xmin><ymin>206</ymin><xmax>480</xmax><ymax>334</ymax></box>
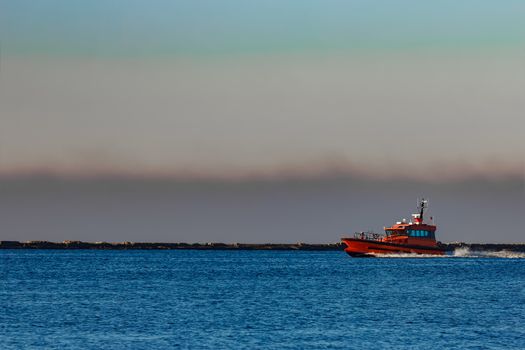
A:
<box><xmin>353</xmin><ymin>231</ymin><xmax>383</xmax><ymax>241</ymax></box>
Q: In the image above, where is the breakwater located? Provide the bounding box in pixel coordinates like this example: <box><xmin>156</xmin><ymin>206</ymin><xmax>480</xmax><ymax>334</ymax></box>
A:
<box><xmin>0</xmin><ymin>240</ymin><xmax>343</xmax><ymax>250</ymax></box>
<box><xmin>1</xmin><ymin>240</ymin><xmax>525</xmax><ymax>252</ymax></box>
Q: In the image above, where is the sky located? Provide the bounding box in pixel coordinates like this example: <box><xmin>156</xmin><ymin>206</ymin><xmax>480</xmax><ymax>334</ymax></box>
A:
<box><xmin>0</xmin><ymin>1</ymin><xmax>523</xmax><ymax>242</ymax></box>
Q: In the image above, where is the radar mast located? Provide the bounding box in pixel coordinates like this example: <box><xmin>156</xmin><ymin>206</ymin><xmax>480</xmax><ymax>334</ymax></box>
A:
<box><xmin>418</xmin><ymin>198</ymin><xmax>428</xmax><ymax>223</ymax></box>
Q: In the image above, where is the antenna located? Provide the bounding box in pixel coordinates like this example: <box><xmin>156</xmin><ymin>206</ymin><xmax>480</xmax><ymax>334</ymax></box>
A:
<box><xmin>417</xmin><ymin>197</ymin><xmax>428</xmax><ymax>222</ymax></box>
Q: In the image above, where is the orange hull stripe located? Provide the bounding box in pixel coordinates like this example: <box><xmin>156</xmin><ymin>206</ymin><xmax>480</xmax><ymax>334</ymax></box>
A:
<box><xmin>342</xmin><ymin>239</ymin><xmax>444</xmax><ymax>255</ymax></box>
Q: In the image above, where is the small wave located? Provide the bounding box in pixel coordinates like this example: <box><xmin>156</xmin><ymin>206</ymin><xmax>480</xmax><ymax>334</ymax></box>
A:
<box><xmin>371</xmin><ymin>248</ymin><xmax>525</xmax><ymax>259</ymax></box>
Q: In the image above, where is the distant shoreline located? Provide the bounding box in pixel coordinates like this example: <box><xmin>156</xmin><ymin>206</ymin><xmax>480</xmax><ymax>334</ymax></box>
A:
<box><xmin>1</xmin><ymin>241</ymin><xmax>525</xmax><ymax>252</ymax></box>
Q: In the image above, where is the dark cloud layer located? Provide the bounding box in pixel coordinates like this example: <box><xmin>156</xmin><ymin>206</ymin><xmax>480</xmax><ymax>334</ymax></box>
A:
<box><xmin>1</xmin><ymin>174</ymin><xmax>522</xmax><ymax>243</ymax></box>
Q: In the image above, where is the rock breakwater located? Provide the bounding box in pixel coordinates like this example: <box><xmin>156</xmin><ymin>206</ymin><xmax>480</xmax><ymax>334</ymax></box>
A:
<box><xmin>1</xmin><ymin>240</ymin><xmax>525</xmax><ymax>252</ymax></box>
<box><xmin>0</xmin><ymin>240</ymin><xmax>344</xmax><ymax>250</ymax></box>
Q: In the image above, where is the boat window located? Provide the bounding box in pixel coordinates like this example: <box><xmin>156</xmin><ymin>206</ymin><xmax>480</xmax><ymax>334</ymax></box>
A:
<box><xmin>410</xmin><ymin>230</ymin><xmax>421</xmax><ymax>237</ymax></box>
<box><xmin>408</xmin><ymin>230</ymin><xmax>433</xmax><ymax>238</ymax></box>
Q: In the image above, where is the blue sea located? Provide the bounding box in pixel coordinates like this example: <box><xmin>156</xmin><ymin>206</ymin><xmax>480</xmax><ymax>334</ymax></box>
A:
<box><xmin>1</xmin><ymin>250</ymin><xmax>524</xmax><ymax>349</ymax></box>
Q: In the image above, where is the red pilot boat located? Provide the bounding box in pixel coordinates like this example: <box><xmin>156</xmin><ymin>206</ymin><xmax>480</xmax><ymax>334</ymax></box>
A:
<box><xmin>341</xmin><ymin>199</ymin><xmax>445</xmax><ymax>257</ymax></box>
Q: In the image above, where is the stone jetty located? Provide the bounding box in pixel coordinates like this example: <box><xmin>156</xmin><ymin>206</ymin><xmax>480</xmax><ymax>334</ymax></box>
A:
<box><xmin>0</xmin><ymin>240</ymin><xmax>344</xmax><ymax>250</ymax></box>
<box><xmin>1</xmin><ymin>240</ymin><xmax>525</xmax><ymax>252</ymax></box>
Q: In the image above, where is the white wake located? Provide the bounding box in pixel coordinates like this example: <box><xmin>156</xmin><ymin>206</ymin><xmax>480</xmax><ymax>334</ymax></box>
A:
<box><xmin>452</xmin><ymin>247</ymin><xmax>525</xmax><ymax>259</ymax></box>
<box><xmin>372</xmin><ymin>247</ymin><xmax>525</xmax><ymax>259</ymax></box>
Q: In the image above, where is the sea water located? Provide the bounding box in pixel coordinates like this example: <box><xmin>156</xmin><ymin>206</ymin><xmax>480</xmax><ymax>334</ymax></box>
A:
<box><xmin>1</xmin><ymin>250</ymin><xmax>524</xmax><ymax>349</ymax></box>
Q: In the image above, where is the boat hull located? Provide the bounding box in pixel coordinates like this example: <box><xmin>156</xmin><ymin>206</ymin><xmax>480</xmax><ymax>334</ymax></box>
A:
<box><xmin>342</xmin><ymin>238</ymin><xmax>445</xmax><ymax>257</ymax></box>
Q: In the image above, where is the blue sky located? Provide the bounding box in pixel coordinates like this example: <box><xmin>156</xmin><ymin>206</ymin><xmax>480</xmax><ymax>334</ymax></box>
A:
<box><xmin>0</xmin><ymin>0</ymin><xmax>523</xmax><ymax>180</ymax></box>
<box><xmin>2</xmin><ymin>0</ymin><xmax>524</xmax><ymax>56</ymax></box>
<box><xmin>0</xmin><ymin>1</ymin><xmax>523</xmax><ymax>243</ymax></box>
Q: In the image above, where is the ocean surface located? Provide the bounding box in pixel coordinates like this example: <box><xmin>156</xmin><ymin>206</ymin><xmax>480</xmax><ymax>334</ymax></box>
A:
<box><xmin>1</xmin><ymin>250</ymin><xmax>524</xmax><ymax>349</ymax></box>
